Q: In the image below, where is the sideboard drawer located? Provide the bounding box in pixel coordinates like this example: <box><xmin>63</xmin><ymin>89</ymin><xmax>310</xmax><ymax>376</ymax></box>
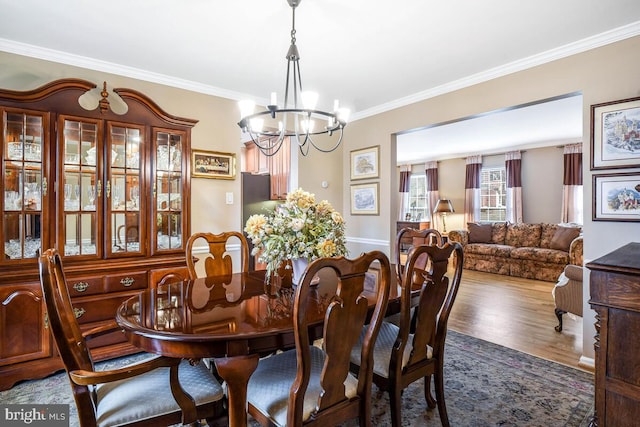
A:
<box><xmin>72</xmin><ymin>292</ymin><xmax>140</xmax><ymax>325</ymax></box>
<box><xmin>67</xmin><ymin>276</ymin><xmax>105</xmax><ymax>297</ymax></box>
<box><xmin>105</xmin><ymin>272</ymin><xmax>148</xmax><ymax>293</ymax></box>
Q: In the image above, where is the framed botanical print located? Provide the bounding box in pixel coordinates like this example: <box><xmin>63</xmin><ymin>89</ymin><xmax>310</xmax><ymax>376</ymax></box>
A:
<box><xmin>350</xmin><ymin>182</ymin><xmax>379</xmax><ymax>215</ymax></box>
<box><xmin>592</xmin><ymin>172</ymin><xmax>640</xmax><ymax>221</ymax></box>
<box><xmin>350</xmin><ymin>145</ymin><xmax>379</xmax><ymax>180</ymax></box>
<box><xmin>591</xmin><ymin>96</ymin><xmax>640</xmax><ymax>170</ymax></box>
<box><xmin>192</xmin><ymin>149</ymin><xmax>236</xmax><ymax>179</ymax></box>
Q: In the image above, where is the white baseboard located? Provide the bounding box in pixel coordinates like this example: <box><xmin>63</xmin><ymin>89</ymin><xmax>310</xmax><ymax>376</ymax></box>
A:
<box><xmin>578</xmin><ymin>355</ymin><xmax>595</xmax><ymax>371</ymax></box>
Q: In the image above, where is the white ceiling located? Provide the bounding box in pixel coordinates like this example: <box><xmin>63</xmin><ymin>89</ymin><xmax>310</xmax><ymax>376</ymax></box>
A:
<box><xmin>1</xmin><ymin>1</ymin><xmax>639</xmax><ymax>161</ymax></box>
<box><xmin>396</xmin><ymin>94</ymin><xmax>584</xmax><ymax>164</ymax></box>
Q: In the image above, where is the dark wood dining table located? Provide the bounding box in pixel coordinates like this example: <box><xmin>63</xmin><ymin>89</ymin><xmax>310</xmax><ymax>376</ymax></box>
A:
<box><xmin>116</xmin><ymin>268</ymin><xmax>404</xmax><ymax>427</ymax></box>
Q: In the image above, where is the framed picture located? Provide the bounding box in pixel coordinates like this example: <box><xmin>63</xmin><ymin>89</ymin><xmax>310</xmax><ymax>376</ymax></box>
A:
<box><xmin>192</xmin><ymin>149</ymin><xmax>236</xmax><ymax>179</ymax></box>
<box><xmin>592</xmin><ymin>172</ymin><xmax>640</xmax><ymax>221</ymax></box>
<box><xmin>350</xmin><ymin>145</ymin><xmax>379</xmax><ymax>180</ymax></box>
<box><xmin>350</xmin><ymin>182</ymin><xmax>379</xmax><ymax>215</ymax></box>
<box><xmin>591</xmin><ymin>96</ymin><xmax>640</xmax><ymax>170</ymax></box>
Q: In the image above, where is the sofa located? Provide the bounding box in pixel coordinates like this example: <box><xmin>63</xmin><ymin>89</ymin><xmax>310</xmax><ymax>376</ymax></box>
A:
<box><xmin>448</xmin><ymin>222</ymin><xmax>582</xmax><ymax>282</ymax></box>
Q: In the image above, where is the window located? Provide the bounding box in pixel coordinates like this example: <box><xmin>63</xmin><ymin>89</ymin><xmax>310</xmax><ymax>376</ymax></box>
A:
<box><xmin>480</xmin><ymin>167</ymin><xmax>506</xmax><ymax>222</ymax></box>
<box><xmin>406</xmin><ymin>174</ymin><xmax>427</xmax><ymax>221</ymax></box>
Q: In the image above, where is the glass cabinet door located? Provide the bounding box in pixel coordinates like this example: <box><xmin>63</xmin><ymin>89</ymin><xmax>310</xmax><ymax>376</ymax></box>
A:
<box><xmin>60</xmin><ymin>117</ymin><xmax>102</xmax><ymax>258</ymax></box>
<box><xmin>107</xmin><ymin>122</ymin><xmax>144</xmax><ymax>256</ymax></box>
<box><xmin>2</xmin><ymin>110</ymin><xmax>47</xmax><ymax>261</ymax></box>
<box><xmin>154</xmin><ymin>130</ymin><xmax>185</xmax><ymax>253</ymax></box>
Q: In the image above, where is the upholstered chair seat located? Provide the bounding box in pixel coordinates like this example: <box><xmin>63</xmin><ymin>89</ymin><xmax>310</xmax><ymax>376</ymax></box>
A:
<box><xmin>95</xmin><ymin>359</ymin><xmax>224</xmax><ymax>426</ymax></box>
<box><xmin>351</xmin><ymin>322</ymin><xmax>432</xmax><ymax>379</ymax></box>
<box><xmin>247</xmin><ymin>346</ymin><xmax>359</xmax><ymax>426</ymax></box>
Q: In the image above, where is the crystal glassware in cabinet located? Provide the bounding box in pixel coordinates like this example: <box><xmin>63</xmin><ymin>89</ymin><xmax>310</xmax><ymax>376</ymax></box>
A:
<box><xmin>2</xmin><ymin>111</ymin><xmax>46</xmax><ymax>260</ymax></box>
<box><xmin>61</xmin><ymin>117</ymin><xmax>100</xmax><ymax>257</ymax></box>
<box><xmin>154</xmin><ymin>130</ymin><xmax>185</xmax><ymax>252</ymax></box>
<box><xmin>108</xmin><ymin>123</ymin><xmax>144</xmax><ymax>255</ymax></box>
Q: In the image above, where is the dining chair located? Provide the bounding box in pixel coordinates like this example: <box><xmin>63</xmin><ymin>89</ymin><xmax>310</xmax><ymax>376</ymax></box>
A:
<box><xmin>185</xmin><ymin>231</ymin><xmax>249</xmax><ymax>280</ymax></box>
<box><xmin>246</xmin><ymin>251</ymin><xmax>392</xmax><ymax>427</ymax></box>
<box><xmin>395</xmin><ymin>227</ymin><xmax>443</xmax><ymax>284</ymax></box>
<box><xmin>38</xmin><ymin>248</ymin><xmax>226</xmax><ymax>427</ymax></box>
<box><xmin>351</xmin><ymin>242</ymin><xmax>463</xmax><ymax>427</ymax></box>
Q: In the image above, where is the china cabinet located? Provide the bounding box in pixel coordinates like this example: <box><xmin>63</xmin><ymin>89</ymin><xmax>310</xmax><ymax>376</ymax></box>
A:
<box><xmin>0</xmin><ymin>79</ymin><xmax>196</xmax><ymax>390</ymax></box>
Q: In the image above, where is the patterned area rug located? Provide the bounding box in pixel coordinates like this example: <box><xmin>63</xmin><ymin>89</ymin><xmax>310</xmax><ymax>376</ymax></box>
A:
<box><xmin>0</xmin><ymin>330</ymin><xmax>594</xmax><ymax>427</ymax></box>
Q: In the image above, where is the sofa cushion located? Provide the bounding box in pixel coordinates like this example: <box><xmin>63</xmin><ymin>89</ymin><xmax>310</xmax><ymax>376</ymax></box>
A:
<box><xmin>468</xmin><ymin>222</ymin><xmax>492</xmax><ymax>243</ymax></box>
<box><xmin>539</xmin><ymin>223</ymin><xmax>558</xmax><ymax>249</ymax></box>
<box><xmin>490</xmin><ymin>222</ymin><xmax>507</xmax><ymax>245</ymax></box>
<box><xmin>465</xmin><ymin>243</ymin><xmax>512</xmax><ymax>258</ymax></box>
<box><xmin>510</xmin><ymin>247</ymin><xmax>569</xmax><ymax>264</ymax></box>
<box><xmin>550</xmin><ymin>226</ymin><xmax>581</xmax><ymax>252</ymax></box>
<box><xmin>505</xmin><ymin>223</ymin><xmax>542</xmax><ymax>247</ymax></box>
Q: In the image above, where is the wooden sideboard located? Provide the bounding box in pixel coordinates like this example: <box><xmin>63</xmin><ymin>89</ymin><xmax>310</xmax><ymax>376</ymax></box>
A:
<box><xmin>587</xmin><ymin>242</ymin><xmax>640</xmax><ymax>426</ymax></box>
<box><xmin>396</xmin><ymin>221</ymin><xmax>430</xmax><ymax>252</ymax></box>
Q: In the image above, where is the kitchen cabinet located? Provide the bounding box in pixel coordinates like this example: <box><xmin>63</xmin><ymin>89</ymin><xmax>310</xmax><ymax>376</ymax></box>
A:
<box><xmin>243</xmin><ymin>137</ymin><xmax>290</xmax><ymax>200</ymax></box>
<box><xmin>0</xmin><ymin>79</ymin><xmax>196</xmax><ymax>390</ymax></box>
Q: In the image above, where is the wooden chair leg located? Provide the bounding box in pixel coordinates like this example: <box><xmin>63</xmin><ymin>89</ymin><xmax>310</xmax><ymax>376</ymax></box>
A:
<box><xmin>424</xmin><ymin>373</ymin><xmax>436</xmax><ymax>408</ymax></box>
<box><xmin>389</xmin><ymin>386</ymin><xmax>403</xmax><ymax>427</ymax></box>
<box><xmin>555</xmin><ymin>308</ymin><xmax>565</xmax><ymax>332</ymax></box>
<box><xmin>434</xmin><ymin>361</ymin><xmax>450</xmax><ymax>427</ymax></box>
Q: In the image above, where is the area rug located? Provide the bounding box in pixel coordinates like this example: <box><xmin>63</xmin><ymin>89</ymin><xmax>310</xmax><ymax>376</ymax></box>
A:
<box><xmin>0</xmin><ymin>330</ymin><xmax>594</xmax><ymax>427</ymax></box>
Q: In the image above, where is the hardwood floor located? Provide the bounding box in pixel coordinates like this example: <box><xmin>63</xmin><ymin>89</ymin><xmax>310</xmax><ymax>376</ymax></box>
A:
<box><xmin>448</xmin><ymin>269</ymin><xmax>589</xmax><ymax>372</ymax></box>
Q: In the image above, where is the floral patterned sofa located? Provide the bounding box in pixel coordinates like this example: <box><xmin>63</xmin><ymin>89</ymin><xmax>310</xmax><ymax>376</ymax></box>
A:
<box><xmin>448</xmin><ymin>222</ymin><xmax>583</xmax><ymax>282</ymax></box>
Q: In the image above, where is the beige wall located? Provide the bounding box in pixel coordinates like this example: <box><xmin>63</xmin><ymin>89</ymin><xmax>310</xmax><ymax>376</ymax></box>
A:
<box><xmin>343</xmin><ymin>35</ymin><xmax>640</xmax><ymax>363</ymax></box>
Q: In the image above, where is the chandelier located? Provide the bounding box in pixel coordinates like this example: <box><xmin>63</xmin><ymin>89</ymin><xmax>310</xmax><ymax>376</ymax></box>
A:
<box><xmin>237</xmin><ymin>0</ymin><xmax>349</xmax><ymax>157</ymax></box>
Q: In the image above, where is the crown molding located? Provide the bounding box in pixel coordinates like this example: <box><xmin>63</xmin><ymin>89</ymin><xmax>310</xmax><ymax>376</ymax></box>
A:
<box><xmin>0</xmin><ymin>38</ymin><xmax>253</xmax><ymax>102</ymax></box>
<box><xmin>351</xmin><ymin>21</ymin><xmax>640</xmax><ymax>121</ymax></box>
<box><xmin>2</xmin><ymin>20</ymin><xmax>639</xmax><ymax>119</ymax></box>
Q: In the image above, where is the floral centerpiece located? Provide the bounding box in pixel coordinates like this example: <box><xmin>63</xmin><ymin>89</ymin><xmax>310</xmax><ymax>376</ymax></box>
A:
<box><xmin>244</xmin><ymin>188</ymin><xmax>347</xmax><ymax>283</ymax></box>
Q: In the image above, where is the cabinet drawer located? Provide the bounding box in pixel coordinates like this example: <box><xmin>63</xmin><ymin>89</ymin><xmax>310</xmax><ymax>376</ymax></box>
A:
<box><xmin>67</xmin><ymin>276</ymin><xmax>105</xmax><ymax>297</ymax></box>
<box><xmin>105</xmin><ymin>272</ymin><xmax>148</xmax><ymax>293</ymax></box>
<box><xmin>72</xmin><ymin>292</ymin><xmax>139</xmax><ymax>325</ymax></box>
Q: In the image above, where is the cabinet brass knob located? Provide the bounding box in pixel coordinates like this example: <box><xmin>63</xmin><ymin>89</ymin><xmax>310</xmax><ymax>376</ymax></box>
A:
<box><xmin>120</xmin><ymin>277</ymin><xmax>135</xmax><ymax>287</ymax></box>
<box><xmin>73</xmin><ymin>282</ymin><xmax>89</xmax><ymax>292</ymax></box>
<box><xmin>73</xmin><ymin>307</ymin><xmax>86</xmax><ymax>319</ymax></box>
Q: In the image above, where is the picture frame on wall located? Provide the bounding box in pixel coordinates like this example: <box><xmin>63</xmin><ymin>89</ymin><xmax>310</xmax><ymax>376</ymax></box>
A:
<box><xmin>350</xmin><ymin>145</ymin><xmax>379</xmax><ymax>180</ymax></box>
<box><xmin>591</xmin><ymin>96</ymin><xmax>640</xmax><ymax>170</ymax></box>
<box><xmin>350</xmin><ymin>182</ymin><xmax>379</xmax><ymax>215</ymax></box>
<box><xmin>592</xmin><ymin>172</ymin><xmax>640</xmax><ymax>221</ymax></box>
<box><xmin>192</xmin><ymin>149</ymin><xmax>236</xmax><ymax>179</ymax></box>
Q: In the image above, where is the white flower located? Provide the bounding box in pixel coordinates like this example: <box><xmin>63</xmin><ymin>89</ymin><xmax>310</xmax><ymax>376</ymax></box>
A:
<box><xmin>290</xmin><ymin>218</ymin><xmax>304</xmax><ymax>231</ymax></box>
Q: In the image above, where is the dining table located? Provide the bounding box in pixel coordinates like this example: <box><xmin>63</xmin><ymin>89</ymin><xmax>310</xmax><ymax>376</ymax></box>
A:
<box><xmin>116</xmin><ymin>267</ymin><xmax>406</xmax><ymax>427</ymax></box>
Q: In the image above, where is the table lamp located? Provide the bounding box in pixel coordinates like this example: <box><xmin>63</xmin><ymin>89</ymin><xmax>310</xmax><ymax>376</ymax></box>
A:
<box><xmin>433</xmin><ymin>199</ymin><xmax>454</xmax><ymax>233</ymax></box>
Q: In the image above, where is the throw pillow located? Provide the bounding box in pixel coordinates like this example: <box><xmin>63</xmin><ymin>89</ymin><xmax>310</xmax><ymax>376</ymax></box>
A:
<box><xmin>468</xmin><ymin>222</ymin><xmax>492</xmax><ymax>243</ymax></box>
<box><xmin>550</xmin><ymin>226</ymin><xmax>581</xmax><ymax>251</ymax></box>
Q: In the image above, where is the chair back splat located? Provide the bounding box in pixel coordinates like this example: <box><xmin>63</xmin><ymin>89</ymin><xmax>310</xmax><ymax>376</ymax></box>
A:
<box><xmin>351</xmin><ymin>242</ymin><xmax>463</xmax><ymax>427</ymax></box>
<box><xmin>185</xmin><ymin>231</ymin><xmax>249</xmax><ymax>280</ymax></box>
<box><xmin>39</xmin><ymin>248</ymin><xmax>225</xmax><ymax>427</ymax></box>
<box><xmin>247</xmin><ymin>251</ymin><xmax>391</xmax><ymax>427</ymax></box>
<box><xmin>395</xmin><ymin>227</ymin><xmax>443</xmax><ymax>284</ymax></box>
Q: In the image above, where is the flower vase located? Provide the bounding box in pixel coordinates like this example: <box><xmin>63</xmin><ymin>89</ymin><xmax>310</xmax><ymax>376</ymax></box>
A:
<box><xmin>291</xmin><ymin>257</ymin><xmax>309</xmax><ymax>287</ymax></box>
<box><xmin>291</xmin><ymin>257</ymin><xmax>320</xmax><ymax>287</ymax></box>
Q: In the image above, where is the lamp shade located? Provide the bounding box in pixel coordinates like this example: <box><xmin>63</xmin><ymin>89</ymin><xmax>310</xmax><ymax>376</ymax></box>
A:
<box><xmin>433</xmin><ymin>199</ymin><xmax>454</xmax><ymax>214</ymax></box>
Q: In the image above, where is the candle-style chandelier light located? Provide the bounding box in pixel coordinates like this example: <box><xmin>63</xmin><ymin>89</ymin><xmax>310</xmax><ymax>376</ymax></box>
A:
<box><xmin>237</xmin><ymin>0</ymin><xmax>349</xmax><ymax>157</ymax></box>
